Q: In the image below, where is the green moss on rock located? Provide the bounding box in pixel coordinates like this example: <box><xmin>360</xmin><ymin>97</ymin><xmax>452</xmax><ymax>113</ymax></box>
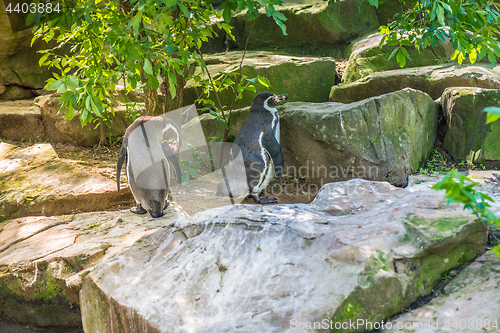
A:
<box><xmin>442</xmin><ymin>87</ymin><xmax>500</xmax><ymax>167</ymax></box>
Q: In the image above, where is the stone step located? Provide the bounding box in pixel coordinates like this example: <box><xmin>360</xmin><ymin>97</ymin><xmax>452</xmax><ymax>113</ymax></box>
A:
<box><xmin>0</xmin><ymin>143</ymin><xmax>134</xmax><ymax>222</ymax></box>
<box><xmin>0</xmin><ymin>99</ymin><xmax>70</xmax><ymax>143</ymax></box>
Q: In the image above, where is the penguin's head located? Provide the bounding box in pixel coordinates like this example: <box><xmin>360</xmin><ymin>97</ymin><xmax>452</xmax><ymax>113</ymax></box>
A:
<box><xmin>252</xmin><ymin>92</ymin><xmax>288</xmax><ymax>111</ymax></box>
<box><xmin>161</xmin><ymin>119</ymin><xmax>181</xmax><ymax>153</ymax></box>
<box><xmin>144</xmin><ymin>199</ymin><xmax>165</xmax><ymax>218</ymax></box>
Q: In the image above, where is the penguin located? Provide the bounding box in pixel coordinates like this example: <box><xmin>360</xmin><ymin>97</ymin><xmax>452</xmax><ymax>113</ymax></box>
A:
<box><xmin>216</xmin><ymin>91</ymin><xmax>287</xmax><ymax>203</ymax></box>
<box><xmin>117</xmin><ymin>116</ymin><xmax>182</xmax><ymax>218</ymax></box>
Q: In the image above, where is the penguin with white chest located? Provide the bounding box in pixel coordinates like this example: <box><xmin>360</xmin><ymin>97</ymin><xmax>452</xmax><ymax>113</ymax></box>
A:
<box><xmin>117</xmin><ymin>116</ymin><xmax>182</xmax><ymax>218</ymax></box>
<box><xmin>216</xmin><ymin>91</ymin><xmax>287</xmax><ymax>203</ymax></box>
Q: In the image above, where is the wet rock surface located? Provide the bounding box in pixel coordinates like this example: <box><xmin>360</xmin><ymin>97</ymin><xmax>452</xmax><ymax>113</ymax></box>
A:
<box><xmin>80</xmin><ymin>176</ymin><xmax>494</xmax><ymax>333</ymax></box>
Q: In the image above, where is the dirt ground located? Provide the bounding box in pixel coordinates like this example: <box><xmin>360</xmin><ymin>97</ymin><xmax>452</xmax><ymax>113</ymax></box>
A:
<box><xmin>1</xmin><ymin>139</ymin><xmax>316</xmax><ymax>215</ymax></box>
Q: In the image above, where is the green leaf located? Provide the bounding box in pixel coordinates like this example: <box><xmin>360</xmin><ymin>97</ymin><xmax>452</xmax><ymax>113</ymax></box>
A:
<box><xmin>168</xmin><ymin>74</ymin><xmax>177</xmax><ymax>99</ymax></box>
<box><xmin>484</xmin><ymin>106</ymin><xmax>500</xmax><ymax>124</ymax></box>
<box><xmin>223</xmin><ymin>7</ymin><xmax>232</xmax><ymax>23</ymax></box>
<box><xmin>65</xmin><ymin>100</ymin><xmax>74</xmax><ymax>120</ymax></box>
<box><xmin>181</xmin><ymin>172</ymin><xmax>190</xmax><ymax>186</ymax></box>
<box><xmin>188</xmin><ymin>167</ymin><xmax>198</xmax><ymax>177</ymax></box>
<box><xmin>38</xmin><ymin>53</ymin><xmax>49</xmax><ymax>67</ymax></box>
<box><xmin>388</xmin><ymin>47</ymin><xmax>399</xmax><ymax>61</ymax></box>
<box><xmin>367</xmin><ymin>0</ymin><xmax>378</xmax><ymax>9</ymax></box>
<box><xmin>144</xmin><ymin>58</ymin><xmax>153</xmax><ymax>76</ymax></box>
<box><xmin>396</xmin><ymin>51</ymin><xmax>406</xmax><ymax>68</ymax></box>
<box><xmin>57</xmin><ymin>83</ymin><xmax>67</xmax><ymax>93</ymax></box>
<box><xmin>46</xmin><ymin>78</ymin><xmax>63</xmax><ymax>91</ymax></box>
<box><xmin>258</xmin><ymin>76</ymin><xmax>270</xmax><ymax>88</ymax></box>
<box><xmin>400</xmin><ymin>47</ymin><xmax>411</xmax><ymax>61</ymax></box>
<box><xmin>66</xmin><ymin>76</ymin><xmax>79</xmax><ymax>92</ymax></box>
<box><xmin>273</xmin><ymin>14</ymin><xmax>287</xmax><ymax>35</ymax></box>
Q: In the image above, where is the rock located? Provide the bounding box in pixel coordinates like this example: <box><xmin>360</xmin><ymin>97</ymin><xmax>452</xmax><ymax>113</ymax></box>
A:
<box><xmin>0</xmin><ymin>3</ymin><xmax>67</xmax><ymax>99</ymax></box>
<box><xmin>330</xmin><ymin>64</ymin><xmax>500</xmax><ymax>104</ymax></box>
<box><xmin>227</xmin><ymin>0</ymin><xmax>380</xmax><ymax>51</ymax></box>
<box><xmin>342</xmin><ymin>32</ymin><xmax>455</xmax><ymax>83</ymax></box>
<box><xmin>0</xmin><ymin>143</ymin><xmax>134</xmax><ymax>222</ymax></box>
<box><xmin>0</xmin><ymin>206</ymin><xmax>185</xmax><ymax>329</ymax></box>
<box><xmin>35</xmin><ymin>94</ymin><xmax>135</xmax><ymax>147</ymax></box>
<box><xmin>183</xmin><ymin>51</ymin><xmax>336</xmax><ymax>110</ymax></box>
<box><xmin>281</xmin><ymin>89</ymin><xmax>438</xmax><ymax>187</ymax></box>
<box><xmin>0</xmin><ymin>86</ymin><xmax>34</xmax><ymax>101</ymax></box>
<box><xmin>80</xmin><ymin>176</ymin><xmax>489</xmax><ymax>332</ymax></box>
<box><xmin>442</xmin><ymin>87</ymin><xmax>500</xmax><ymax>167</ymax></box>
<box><xmin>0</xmin><ymin>99</ymin><xmax>70</xmax><ymax>142</ymax></box>
<box><xmin>188</xmin><ymin>88</ymin><xmax>438</xmax><ymax>187</ymax></box>
<box><xmin>384</xmin><ymin>251</ymin><xmax>500</xmax><ymax>333</ymax></box>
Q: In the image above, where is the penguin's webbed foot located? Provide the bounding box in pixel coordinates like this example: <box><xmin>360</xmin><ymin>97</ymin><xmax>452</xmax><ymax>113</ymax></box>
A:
<box><xmin>250</xmin><ymin>193</ymin><xmax>278</xmax><ymax>204</ymax></box>
<box><xmin>130</xmin><ymin>204</ymin><xmax>148</xmax><ymax>214</ymax></box>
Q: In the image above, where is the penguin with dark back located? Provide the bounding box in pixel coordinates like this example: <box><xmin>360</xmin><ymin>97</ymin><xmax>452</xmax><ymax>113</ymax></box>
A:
<box><xmin>117</xmin><ymin>116</ymin><xmax>182</xmax><ymax>218</ymax></box>
<box><xmin>216</xmin><ymin>91</ymin><xmax>287</xmax><ymax>203</ymax></box>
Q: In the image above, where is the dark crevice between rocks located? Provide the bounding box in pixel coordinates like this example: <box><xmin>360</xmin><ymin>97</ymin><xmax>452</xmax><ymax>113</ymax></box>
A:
<box><xmin>0</xmin><ymin>313</ymin><xmax>83</xmax><ymax>333</ymax></box>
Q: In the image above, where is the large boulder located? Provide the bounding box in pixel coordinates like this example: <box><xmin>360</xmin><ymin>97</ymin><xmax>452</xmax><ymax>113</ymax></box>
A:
<box><xmin>0</xmin><ymin>2</ymin><xmax>66</xmax><ymax>100</ymax></box>
<box><xmin>442</xmin><ymin>87</ymin><xmax>500</xmax><ymax>167</ymax></box>
<box><xmin>0</xmin><ymin>206</ymin><xmax>185</xmax><ymax>330</ymax></box>
<box><xmin>35</xmin><ymin>94</ymin><xmax>135</xmax><ymax>147</ymax></box>
<box><xmin>227</xmin><ymin>0</ymin><xmax>380</xmax><ymax>51</ymax></box>
<box><xmin>183</xmin><ymin>51</ymin><xmax>337</xmax><ymax>110</ymax></box>
<box><xmin>342</xmin><ymin>32</ymin><xmax>455</xmax><ymax>83</ymax></box>
<box><xmin>187</xmin><ymin>88</ymin><xmax>438</xmax><ymax>187</ymax></box>
<box><xmin>330</xmin><ymin>64</ymin><xmax>500</xmax><ymax>104</ymax></box>
<box><xmin>80</xmin><ymin>177</ymin><xmax>489</xmax><ymax>332</ymax></box>
<box><xmin>0</xmin><ymin>143</ymin><xmax>134</xmax><ymax>222</ymax></box>
<box><xmin>281</xmin><ymin>88</ymin><xmax>438</xmax><ymax>187</ymax></box>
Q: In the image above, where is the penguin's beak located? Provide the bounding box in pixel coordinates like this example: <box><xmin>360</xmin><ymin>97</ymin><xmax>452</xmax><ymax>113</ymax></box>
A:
<box><xmin>274</xmin><ymin>94</ymin><xmax>288</xmax><ymax>103</ymax></box>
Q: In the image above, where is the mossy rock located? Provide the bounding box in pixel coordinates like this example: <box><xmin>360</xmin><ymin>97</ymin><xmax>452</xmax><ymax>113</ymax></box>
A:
<box><xmin>330</xmin><ymin>64</ymin><xmax>500</xmax><ymax>104</ymax></box>
<box><xmin>342</xmin><ymin>32</ymin><xmax>455</xmax><ymax>83</ymax></box>
<box><xmin>183</xmin><ymin>51</ymin><xmax>336</xmax><ymax>110</ymax></box>
<box><xmin>227</xmin><ymin>0</ymin><xmax>380</xmax><ymax>51</ymax></box>
<box><xmin>442</xmin><ymin>87</ymin><xmax>500</xmax><ymax>167</ymax></box>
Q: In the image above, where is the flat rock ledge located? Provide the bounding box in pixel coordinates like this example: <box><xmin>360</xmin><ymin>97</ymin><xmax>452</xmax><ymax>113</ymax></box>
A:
<box><xmin>0</xmin><ymin>207</ymin><xmax>186</xmax><ymax>329</ymax></box>
<box><xmin>81</xmin><ymin>177</ymin><xmax>488</xmax><ymax>333</ymax></box>
<box><xmin>0</xmin><ymin>143</ymin><xmax>134</xmax><ymax>222</ymax></box>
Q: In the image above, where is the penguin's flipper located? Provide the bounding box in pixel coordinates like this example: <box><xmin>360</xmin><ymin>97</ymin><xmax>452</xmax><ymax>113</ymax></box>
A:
<box><xmin>161</xmin><ymin>143</ymin><xmax>183</xmax><ymax>185</ymax></box>
<box><xmin>117</xmin><ymin>143</ymin><xmax>127</xmax><ymax>193</ymax></box>
<box><xmin>263</xmin><ymin>132</ymin><xmax>284</xmax><ymax>178</ymax></box>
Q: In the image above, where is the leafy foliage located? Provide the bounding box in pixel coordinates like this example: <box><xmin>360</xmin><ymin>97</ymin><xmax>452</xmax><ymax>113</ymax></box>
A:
<box><xmin>194</xmin><ymin>72</ymin><xmax>270</xmax><ymax>142</ymax></box>
<box><xmin>179</xmin><ymin>144</ymin><xmax>213</xmax><ymax>185</ymax></box>
<box><xmin>432</xmin><ymin>170</ymin><xmax>500</xmax><ymax>255</ymax></box>
<box><xmin>375</xmin><ymin>0</ymin><xmax>500</xmax><ymax>68</ymax></box>
<box><xmin>28</xmin><ymin>0</ymin><xmax>287</xmax><ymax>129</ymax></box>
